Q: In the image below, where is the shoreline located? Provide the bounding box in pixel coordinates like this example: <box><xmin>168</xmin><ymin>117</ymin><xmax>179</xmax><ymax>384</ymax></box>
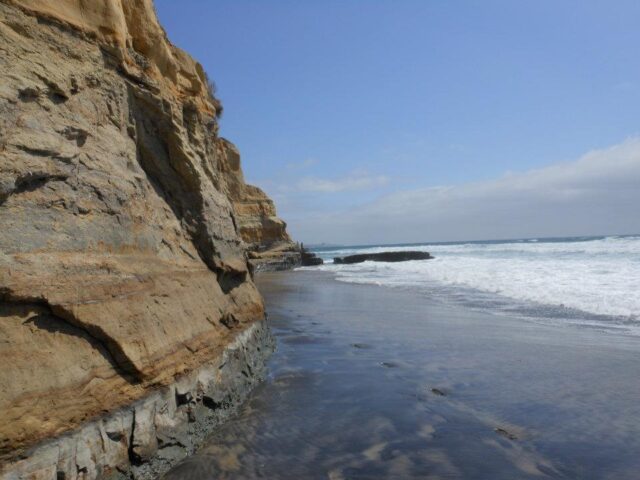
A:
<box><xmin>163</xmin><ymin>269</ymin><xmax>640</xmax><ymax>479</ymax></box>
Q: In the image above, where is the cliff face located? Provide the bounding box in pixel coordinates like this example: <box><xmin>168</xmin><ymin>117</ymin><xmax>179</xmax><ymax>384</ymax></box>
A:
<box><xmin>217</xmin><ymin>139</ymin><xmax>292</xmax><ymax>250</ymax></box>
<box><xmin>0</xmin><ymin>1</ymin><xmax>286</xmax><ymax>477</ymax></box>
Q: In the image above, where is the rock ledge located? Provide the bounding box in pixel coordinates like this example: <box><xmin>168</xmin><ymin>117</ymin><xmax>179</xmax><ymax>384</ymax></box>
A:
<box><xmin>1</xmin><ymin>321</ymin><xmax>274</xmax><ymax>480</ymax></box>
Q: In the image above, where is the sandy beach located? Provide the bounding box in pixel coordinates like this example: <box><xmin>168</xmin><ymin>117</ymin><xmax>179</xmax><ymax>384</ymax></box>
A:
<box><xmin>164</xmin><ymin>270</ymin><xmax>640</xmax><ymax>479</ymax></box>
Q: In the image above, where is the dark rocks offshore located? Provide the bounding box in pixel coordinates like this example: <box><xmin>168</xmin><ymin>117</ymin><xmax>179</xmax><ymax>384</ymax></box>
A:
<box><xmin>334</xmin><ymin>251</ymin><xmax>433</xmax><ymax>264</ymax></box>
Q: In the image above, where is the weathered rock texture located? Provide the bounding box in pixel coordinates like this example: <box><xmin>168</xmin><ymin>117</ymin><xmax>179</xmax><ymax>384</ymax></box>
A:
<box><xmin>2</xmin><ymin>322</ymin><xmax>274</xmax><ymax>480</ymax></box>
<box><xmin>0</xmin><ymin>0</ymin><xmax>285</xmax><ymax>477</ymax></box>
<box><xmin>215</xmin><ymin>139</ymin><xmax>301</xmax><ymax>271</ymax></box>
<box><xmin>216</xmin><ymin>139</ymin><xmax>291</xmax><ymax>249</ymax></box>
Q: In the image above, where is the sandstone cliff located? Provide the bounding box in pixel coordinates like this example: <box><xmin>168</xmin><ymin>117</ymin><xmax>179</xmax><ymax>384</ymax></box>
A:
<box><xmin>216</xmin><ymin>139</ymin><xmax>301</xmax><ymax>271</ymax></box>
<box><xmin>217</xmin><ymin>139</ymin><xmax>291</xmax><ymax>250</ymax></box>
<box><xmin>0</xmin><ymin>1</ymin><xmax>288</xmax><ymax>477</ymax></box>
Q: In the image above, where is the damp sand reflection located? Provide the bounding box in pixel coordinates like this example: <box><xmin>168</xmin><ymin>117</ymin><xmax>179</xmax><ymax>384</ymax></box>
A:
<box><xmin>163</xmin><ymin>271</ymin><xmax>640</xmax><ymax>479</ymax></box>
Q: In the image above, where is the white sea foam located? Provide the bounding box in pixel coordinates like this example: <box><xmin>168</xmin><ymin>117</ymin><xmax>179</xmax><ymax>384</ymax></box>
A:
<box><xmin>307</xmin><ymin>236</ymin><xmax>640</xmax><ymax>324</ymax></box>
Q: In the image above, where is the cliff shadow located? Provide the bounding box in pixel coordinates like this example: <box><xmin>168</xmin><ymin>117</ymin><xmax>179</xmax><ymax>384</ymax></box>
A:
<box><xmin>21</xmin><ymin>310</ymin><xmax>140</xmax><ymax>385</ymax></box>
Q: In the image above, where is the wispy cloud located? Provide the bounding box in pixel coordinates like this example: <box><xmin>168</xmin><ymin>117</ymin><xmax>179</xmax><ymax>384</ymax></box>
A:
<box><xmin>295</xmin><ymin>172</ymin><xmax>390</xmax><ymax>193</ymax></box>
<box><xmin>288</xmin><ymin>137</ymin><xmax>640</xmax><ymax>244</ymax></box>
<box><xmin>285</xmin><ymin>158</ymin><xmax>317</xmax><ymax>171</ymax></box>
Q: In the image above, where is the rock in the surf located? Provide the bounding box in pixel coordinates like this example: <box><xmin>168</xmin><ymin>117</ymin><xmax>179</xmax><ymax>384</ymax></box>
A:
<box><xmin>334</xmin><ymin>251</ymin><xmax>433</xmax><ymax>264</ymax></box>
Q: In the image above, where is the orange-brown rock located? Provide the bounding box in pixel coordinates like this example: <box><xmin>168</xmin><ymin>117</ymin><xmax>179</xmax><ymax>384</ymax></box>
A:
<box><xmin>0</xmin><ymin>1</ymin><xmax>284</xmax><ymax>478</ymax></box>
<box><xmin>216</xmin><ymin>139</ymin><xmax>292</xmax><ymax>249</ymax></box>
<box><xmin>2</xmin><ymin>0</ymin><xmax>220</xmax><ymax>117</ymax></box>
<box><xmin>213</xmin><ymin>138</ymin><xmax>301</xmax><ymax>271</ymax></box>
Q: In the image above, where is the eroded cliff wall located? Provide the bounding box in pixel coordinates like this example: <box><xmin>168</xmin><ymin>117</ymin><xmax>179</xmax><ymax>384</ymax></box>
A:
<box><xmin>217</xmin><ymin>139</ymin><xmax>292</xmax><ymax>250</ymax></box>
<box><xmin>0</xmin><ymin>1</ymin><xmax>286</xmax><ymax>477</ymax></box>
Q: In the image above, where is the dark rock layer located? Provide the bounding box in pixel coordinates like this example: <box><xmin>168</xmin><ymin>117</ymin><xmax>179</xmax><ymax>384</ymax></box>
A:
<box><xmin>3</xmin><ymin>321</ymin><xmax>274</xmax><ymax>480</ymax></box>
<box><xmin>301</xmin><ymin>248</ymin><xmax>324</xmax><ymax>266</ymax></box>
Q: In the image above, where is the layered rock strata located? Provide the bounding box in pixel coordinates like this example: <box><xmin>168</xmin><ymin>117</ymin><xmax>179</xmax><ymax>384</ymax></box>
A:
<box><xmin>217</xmin><ymin>139</ymin><xmax>291</xmax><ymax>249</ymax></box>
<box><xmin>2</xmin><ymin>322</ymin><xmax>274</xmax><ymax>480</ymax></box>
<box><xmin>215</xmin><ymin>139</ymin><xmax>302</xmax><ymax>270</ymax></box>
<box><xmin>0</xmin><ymin>0</ymin><xmax>285</xmax><ymax>477</ymax></box>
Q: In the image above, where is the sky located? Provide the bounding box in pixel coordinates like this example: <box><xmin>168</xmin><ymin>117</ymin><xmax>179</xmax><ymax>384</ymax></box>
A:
<box><xmin>155</xmin><ymin>0</ymin><xmax>640</xmax><ymax>245</ymax></box>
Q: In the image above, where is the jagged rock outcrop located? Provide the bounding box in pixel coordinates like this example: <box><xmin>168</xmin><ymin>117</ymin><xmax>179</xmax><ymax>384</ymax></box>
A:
<box><xmin>215</xmin><ymin>139</ymin><xmax>302</xmax><ymax>270</ymax></box>
<box><xmin>301</xmin><ymin>248</ymin><xmax>324</xmax><ymax>266</ymax></box>
<box><xmin>0</xmin><ymin>1</ymin><xmax>284</xmax><ymax>477</ymax></box>
<box><xmin>216</xmin><ymin>139</ymin><xmax>291</xmax><ymax>249</ymax></box>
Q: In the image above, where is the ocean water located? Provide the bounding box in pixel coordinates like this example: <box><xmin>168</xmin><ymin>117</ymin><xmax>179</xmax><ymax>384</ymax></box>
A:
<box><xmin>307</xmin><ymin>235</ymin><xmax>640</xmax><ymax>334</ymax></box>
<box><xmin>165</xmin><ymin>271</ymin><xmax>640</xmax><ymax>480</ymax></box>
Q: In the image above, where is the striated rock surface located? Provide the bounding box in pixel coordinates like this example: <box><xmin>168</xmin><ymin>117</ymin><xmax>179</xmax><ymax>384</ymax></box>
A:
<box><xmin>215</xmin><ymin>139</ymin><xmax>301</xmax><ymax>271</ymax></box>
<box><xmin>216</xmin><ymin>139</ymin><xmax>291</xmax><ymax>250</ymax></box>
<box><xmin>3</xmin><ymin>322</ymin><xmax>274</xmax><ymax>480</ymax></box>
<box><xmin>0</xmin><ymin>1</ymin><xmax>286</xmax><ymax>477</ymax></box>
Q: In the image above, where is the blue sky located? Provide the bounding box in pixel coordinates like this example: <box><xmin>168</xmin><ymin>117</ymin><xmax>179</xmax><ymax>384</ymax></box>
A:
<box><xmin>155</xmin><ymin>1</ymin><xmax>640</xmax><ymax>244</ymax></box>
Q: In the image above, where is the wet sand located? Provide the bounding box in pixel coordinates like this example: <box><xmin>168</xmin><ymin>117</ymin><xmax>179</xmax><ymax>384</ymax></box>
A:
<box><xmin>164</xmin><ymin>270</ymin><xmax>640</xmax><ymax>479</ymax></box>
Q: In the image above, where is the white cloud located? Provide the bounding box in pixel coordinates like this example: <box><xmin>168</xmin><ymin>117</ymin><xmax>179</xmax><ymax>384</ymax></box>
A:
<box><xmin>296</xmin><ymin>172</ymin><xmax>389</xmax><ymax>193</ymax></box>
<box><xmin>288</xmin><ymin>137</ymin><xmax>640</xmax><ymax>244</ymax></box>
<box><xmin>285</xmin><ymin>158</ymin><xmax>317</xmax><ymax>171</ymax></box>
